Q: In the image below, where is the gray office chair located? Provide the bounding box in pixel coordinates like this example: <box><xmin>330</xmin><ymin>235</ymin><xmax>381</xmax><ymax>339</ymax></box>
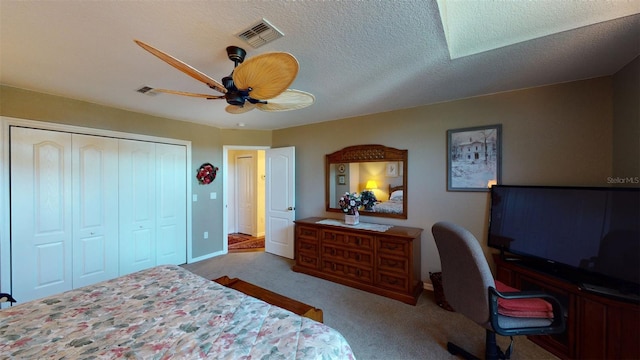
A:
<box><xmin>431</xmin><ymin>221</ymin><xmax>565</xmax><ymax>360</ymax></box>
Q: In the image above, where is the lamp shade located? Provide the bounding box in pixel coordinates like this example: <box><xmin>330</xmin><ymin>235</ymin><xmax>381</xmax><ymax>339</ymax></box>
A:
<box><xmin>365</xmin><ymin>180</ymin><xmax>378</xmax><ymax>190</ymax></box>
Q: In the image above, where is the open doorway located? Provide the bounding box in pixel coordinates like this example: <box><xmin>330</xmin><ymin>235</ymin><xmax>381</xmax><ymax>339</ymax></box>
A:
<box><xmin>224</xmin><ymin>147</ymin><xmax>267</xmax><ymax>253</ymax></box>
<box><xmin>222</xmin><ymin>145</ymin><xmax>296</xmax><ymax>259</ymax></box>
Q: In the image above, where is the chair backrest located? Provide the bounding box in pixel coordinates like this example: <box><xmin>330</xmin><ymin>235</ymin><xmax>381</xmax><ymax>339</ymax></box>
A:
<box><xmin>432</xmin><ymin>221</ymin><xmax>495</xmax><ymax>326</ymax></box>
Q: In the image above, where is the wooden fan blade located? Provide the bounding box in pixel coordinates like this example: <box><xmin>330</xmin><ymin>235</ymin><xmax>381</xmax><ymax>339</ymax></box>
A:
<box><xmin>256</xmin><ymin>89</ymin><xmax>315</xmax><ymax>112</ymax></box>
<box><xmin>134</xmin><ymin>40</ymin><xmax>227</xmax><ymax>94</ymax></box>
<box><xmin>225</xmin><ymin>103</ymin><xmax>256</xmax><ymax>114</ymax></box>
<box><xmin>154</xmin><ymin>88</ymin><xmax>224</xmax><ymax>99</ymax></box>
<box><xmin>233</xmin><ymin>52</ymin><xmax>299</xmax><ymax>100</ymax></box>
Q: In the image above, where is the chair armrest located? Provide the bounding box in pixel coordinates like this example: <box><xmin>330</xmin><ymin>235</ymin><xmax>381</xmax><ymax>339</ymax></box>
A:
<box><xmin>488</xmin><ymin>286</ymin><xmax>566</xmax><ymax>336</ymax></box>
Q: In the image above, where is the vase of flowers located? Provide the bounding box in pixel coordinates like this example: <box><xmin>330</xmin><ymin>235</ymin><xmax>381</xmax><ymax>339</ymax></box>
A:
<box><xmin>338</xmin><ymin>192</ymin><xmax>362</xmax><ymax>225</ymax></box>
<box><xmin>360</xmin><ymin>190</ymin><xmax>377</xmax><ymax>211</ymax></box>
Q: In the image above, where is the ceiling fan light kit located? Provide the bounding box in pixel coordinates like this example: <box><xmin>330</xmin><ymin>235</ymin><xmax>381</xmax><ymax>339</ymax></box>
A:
<box><xmin>134</xmin><ymin>39</ymin><xmax>314</xmax><ymax>115</ymax></box>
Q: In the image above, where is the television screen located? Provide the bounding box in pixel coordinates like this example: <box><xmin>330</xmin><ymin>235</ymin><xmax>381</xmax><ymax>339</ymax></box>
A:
<box><xmin>488</xmin><ymin>185</ymin><xmax>640</xmax><ymax>289</ymax></box>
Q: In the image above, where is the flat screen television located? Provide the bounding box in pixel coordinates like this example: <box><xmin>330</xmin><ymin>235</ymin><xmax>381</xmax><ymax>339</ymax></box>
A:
<box><xmin>488</xmin><ymin>185</ymin><xmax>640</xmax><ymax>301</ymax></box>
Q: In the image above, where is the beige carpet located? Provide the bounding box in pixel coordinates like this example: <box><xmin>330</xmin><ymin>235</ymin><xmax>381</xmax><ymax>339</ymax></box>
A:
<box><xmin>182</xmin><ymin>252</ymin><xmax>559</xmax><ymax>360</ymax></box>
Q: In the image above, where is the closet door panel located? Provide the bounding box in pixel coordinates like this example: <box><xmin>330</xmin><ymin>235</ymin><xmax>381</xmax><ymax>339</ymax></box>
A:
<box><xmin>72</xmin><ymin>134</ymin><xmax>119</xmax><ymax>288</ymax></box>
<box><xmin>155</xmin><ymin>143</ymin><xmax>187</xmax><ymax>265</ymax></box>
<box><xmin>119</xmin><ymin>139</ymin><xmax>156</xmax><ymax>275</ymax></box>
<box><xmin>11</xmin><ymin>127</ymin><xmax>72</xmax><ymax>302</ymax></box>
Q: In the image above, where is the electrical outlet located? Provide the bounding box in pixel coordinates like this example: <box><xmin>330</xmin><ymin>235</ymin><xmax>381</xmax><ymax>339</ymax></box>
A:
<box><xmin>210</xmin><ymin>192</ymin><xmax>217</xmax><ymax>199</ymax></box>
<box><xmin>192</xmin><ymin>194</ymin><xmax>198</xmax><ymax>202</ymax></box>
<box><xmin>204</xmin><ymin>231</ymin><xmax>208</xmax><ymax>239</ymax></box>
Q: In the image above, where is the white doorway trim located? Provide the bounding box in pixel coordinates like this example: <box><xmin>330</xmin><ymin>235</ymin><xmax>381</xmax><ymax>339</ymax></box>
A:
<box><xmin>222</xmin><ymin>145</ymin><xmax>269</xmax><ymax>254</ymax></box>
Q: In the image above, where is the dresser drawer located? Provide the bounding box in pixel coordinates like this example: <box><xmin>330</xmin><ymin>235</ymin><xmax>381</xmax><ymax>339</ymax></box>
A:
<box><xmin>377</xmin><ymin>254</ymin><xmax>408</xmax><ymax>274</ymax></box>
<box><xmin>376</xmin><ymin>272</ymin><xmax>409</xmax><ymax>292</ymax></box>
<box><xmin>377</xmin><ymin>236</ymin><xmax>409</xmax><ymax>257</ymax></box>
<box><xmin>322</xmin><ymin>260</ymin><xmax>373</xmax><ymax>284</ymax></box>
<box><xmin>296</xmin><ymin>252</ymin><xmax>320</xmax><ymax>269</ymax></box>
<box><xmin>297</xmin><ymin>238</ymin><xmax>319</xmax><ymax>254</ymax></box>
<box><xmin>322</xmin><ymin>230</ymin><xmax>373</xmax><ymax>250</ymax></box>
<box><xmin>322</xmin><ymin>245</ymin><xmax>373</xmax><ymax>267</ymax></box>
<box><xmin>297</xmin><ymin>226</ymin><xmax>319</xmax><ymax>241</ymax></box>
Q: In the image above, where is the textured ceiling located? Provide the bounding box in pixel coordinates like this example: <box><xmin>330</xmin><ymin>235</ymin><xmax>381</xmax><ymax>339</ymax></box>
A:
<box><xmin>1</xmin><ymin>1</ymin><xmax>639</xmax><ymax>130</ymax></box>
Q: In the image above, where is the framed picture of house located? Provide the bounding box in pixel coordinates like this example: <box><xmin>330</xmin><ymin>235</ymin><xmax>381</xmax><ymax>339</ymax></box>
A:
<box><xmin>447</xmin><ymin>124</ymin><xmax>502</xmax><ymax>191</ymax></box>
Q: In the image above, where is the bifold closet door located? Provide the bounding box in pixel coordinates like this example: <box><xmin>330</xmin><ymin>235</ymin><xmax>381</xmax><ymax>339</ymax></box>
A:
<box><xmin>155</xmin><ymin>143</ymin><xmax>187</xmax><ymax>266</ymax></box>
<box><xmin>119</xmin><ymin>139</ymin><xmax>156</xmax><ymax>275</ymax></box>
<box><xmin>119</xmin><ymin>141</ymin><xmax>187</xmax><ymax>274</ymax></box>
<box><xmin>11</xmin><ymin>127</ymin><xmax>73</xmax><ymax>302</ymax></box>
<box><xmin>72</xmin><ymin>134</ymin><xmax>119</xmax><ymax>288</ymax></box>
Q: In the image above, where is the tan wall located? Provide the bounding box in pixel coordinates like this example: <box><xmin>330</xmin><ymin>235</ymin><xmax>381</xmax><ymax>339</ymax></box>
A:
<box><xmin>273</xmin><ymin>77</ymin><xmax>615</xmax><ymax>281</ymax></box>
<box><xmin>4</xmin><ymin>71</ymin><xmax>634</xmax><ymax>281</ymax></box>
<box><xmin>0</xmin><ymin>85</ymin><xmax>271</xmax><ymax>258</ymax></box>
<box><xmin>612</xmin><ymin>56</ymin><xmax>640</xmax><ymax>184</ymax></box>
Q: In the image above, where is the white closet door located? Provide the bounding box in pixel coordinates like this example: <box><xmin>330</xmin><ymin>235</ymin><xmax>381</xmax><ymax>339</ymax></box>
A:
<box><xmin>236</xmin><ymin>155</ymin><xmax>256</xmax><ymax>236</ymax></box>
<box><xmin>11</xmin><ymin>127</ymin><xmax>73</xmax><ymax>302</ymax></box>
<box><xmin>72</xmin><ymin>134</ymin><xmax>119</xmax><ymax>288</ymax></box>
<box><xmin>155</xmin><ymin>143</ymin><xmax>187</xmax><ymax>265</ymax></box>
<box><xmin>119</xmin><ymin>139</ymin><xmax>156</xmax><ymax>275</ymax></box>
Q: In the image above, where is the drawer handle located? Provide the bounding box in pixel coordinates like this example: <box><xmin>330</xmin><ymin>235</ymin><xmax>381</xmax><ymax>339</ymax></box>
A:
<box><xmin>302</xmin><ymin>244</ymin><xmax>312</xmax><ymax>250</ymax></box>
<box><xmin>356</xmin><ymin>269</ymin><xmax>361</xmax><ymax>276</ymax></box>
<box><xmin>355</xmin><ymin>253</ymin><xmax>361</xmax><ymax>261</ymax></box>
<box><xmin>331</xmin><ymin>248</ymin><xmax>336</xmax><ymax>256</ymax></box>
<box><xmin>303</xmin><ymin>230</ymin><xmax>313</xmax><ymax>236</ymax></box>
<box><xmin>384</xmin><ymin>244</ymin><xmax>399</xmax><ymax>250</ymax></box>
<box><xmin>332</xmin><ymin>263</ymin><xmax>337</xmax><ymax>271</ymax></box>
<box><xmin>387</xmin><ymin>277</ymin><xmax>398</xmax><ymax>284</ymax></box>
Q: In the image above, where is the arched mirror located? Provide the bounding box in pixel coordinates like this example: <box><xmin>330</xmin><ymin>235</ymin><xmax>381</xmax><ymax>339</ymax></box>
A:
<box><xmin>325</xmin><ymin>144</ymin><xmax>407</xmax><ymax>219</ymax></box>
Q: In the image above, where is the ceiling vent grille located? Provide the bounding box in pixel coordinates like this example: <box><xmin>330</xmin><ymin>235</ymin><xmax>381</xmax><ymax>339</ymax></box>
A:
<box><xmin>236</xmin><ymin>18</ymin><xmax>284</xmax><ymax>48</ymax></box>
<box><xmin>136</xmin><ymin>86</ymin><xmax>158</xmax><ymax>96</ymax></box>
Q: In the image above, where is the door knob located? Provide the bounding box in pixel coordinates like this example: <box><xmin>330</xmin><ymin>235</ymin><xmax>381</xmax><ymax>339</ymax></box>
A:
<box><xmin>287</xmin><ymin>206</ymin><xmax>295</xmax><ymax>211</ymax></box>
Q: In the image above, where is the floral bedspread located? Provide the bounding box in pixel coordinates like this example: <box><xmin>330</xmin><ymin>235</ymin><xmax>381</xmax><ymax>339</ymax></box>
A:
<box><xmin>0</xmin><ymin>265</ymin><xmax>355</xmax><ymax>359</ymax></box>
<box><xmin>372</xmin><ymin>199</ymin><xmax>403</xmax><ymax>214</ymax></box>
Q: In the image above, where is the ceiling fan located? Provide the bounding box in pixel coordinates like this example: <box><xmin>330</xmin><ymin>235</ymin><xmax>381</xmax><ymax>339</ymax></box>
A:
<box><xmin>134</xmin><ymin>40</ymin><xmax>315</xmax><ymax>114</ymax></box>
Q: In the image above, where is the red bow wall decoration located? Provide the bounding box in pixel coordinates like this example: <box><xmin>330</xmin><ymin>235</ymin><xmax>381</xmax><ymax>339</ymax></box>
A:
<box><xmin>197</xmin><ymin>163</ymin><xmax>218</xmax><ymax>185</ymax></box>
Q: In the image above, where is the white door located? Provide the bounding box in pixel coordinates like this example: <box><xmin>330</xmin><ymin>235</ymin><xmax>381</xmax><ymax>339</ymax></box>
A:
<box><xmin>72</xmin><ymin>134</ymin><xmax>119</xmax><ymax>288</ymax></box>
<box><xmin>265</xmin><ymin>147</ymin><xmax>295</xmax><ymax>259</ymax></box>
<box><xmin>119</xmin><ymin>139</ymin><xmax>156</xmax><ymax>275</ymax></box>
<box><xmin>155</xmin><ymin>143</ymin><xmax>187</xmax><ymax>265</ymax></box>
<box><xmin>11</xmin><ymin>127</ymin><xmax>73</xmax><ymax>302</ymax></box>
<box><xmin>236</xmin><ymin>155</ymin><xmax>255</xmax><ymax>235</ymax></box>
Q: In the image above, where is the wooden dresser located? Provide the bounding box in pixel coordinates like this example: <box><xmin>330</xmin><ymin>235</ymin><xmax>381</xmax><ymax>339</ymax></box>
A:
<box><xmin>292</xmin><ymin>217</ymin><xmax>423</xmax><ymax>305</ymax></box>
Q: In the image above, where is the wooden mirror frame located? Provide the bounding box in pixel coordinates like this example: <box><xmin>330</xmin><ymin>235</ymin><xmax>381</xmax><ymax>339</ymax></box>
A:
<box><xmin>325</xmin><ymin>144</ymin><xmax>408</xmax><ymax>219</ymax></box>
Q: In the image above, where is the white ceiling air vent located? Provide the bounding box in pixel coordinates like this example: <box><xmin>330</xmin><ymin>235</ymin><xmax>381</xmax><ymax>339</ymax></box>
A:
<box><xmin>236</xmin><ymin>18</ymin><xmax>284</xmax><ymax>48</ymax></box>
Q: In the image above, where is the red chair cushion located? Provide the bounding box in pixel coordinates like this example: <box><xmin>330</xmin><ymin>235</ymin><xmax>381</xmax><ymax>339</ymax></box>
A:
<box><xmin>496</xmin><ymin>281</ymin><xmax>554</xmax><ymax>318</ymax></box>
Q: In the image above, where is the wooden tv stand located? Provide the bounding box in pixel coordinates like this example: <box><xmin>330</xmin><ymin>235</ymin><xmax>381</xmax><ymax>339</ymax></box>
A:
<box><xmin>494</xmin><ymin>255</ymin><xmax>639</xmax><ymax>359</ymax></box>
<box><xmin>292</xmin><ymin>217</ymin><xmax>423</xmax><ymax>305</ymax></box>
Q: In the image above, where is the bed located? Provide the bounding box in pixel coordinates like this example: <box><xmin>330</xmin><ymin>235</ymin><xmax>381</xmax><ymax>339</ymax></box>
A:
<box><xmin>372</xmin><ymin>185</ymin><xmax>404</xmax><ymax>214</ymax></box>
<box><xmin>0</xmin><ymin>265</ymin><xmax>355</xmax><ymax>359</ymax></box>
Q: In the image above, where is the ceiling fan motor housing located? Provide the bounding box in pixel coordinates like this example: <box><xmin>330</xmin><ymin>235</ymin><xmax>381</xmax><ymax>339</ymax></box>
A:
<box><xmin>222</xmin><ymin>75</ymin><xmax>245</xmax><ymax>105</ymax></box>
